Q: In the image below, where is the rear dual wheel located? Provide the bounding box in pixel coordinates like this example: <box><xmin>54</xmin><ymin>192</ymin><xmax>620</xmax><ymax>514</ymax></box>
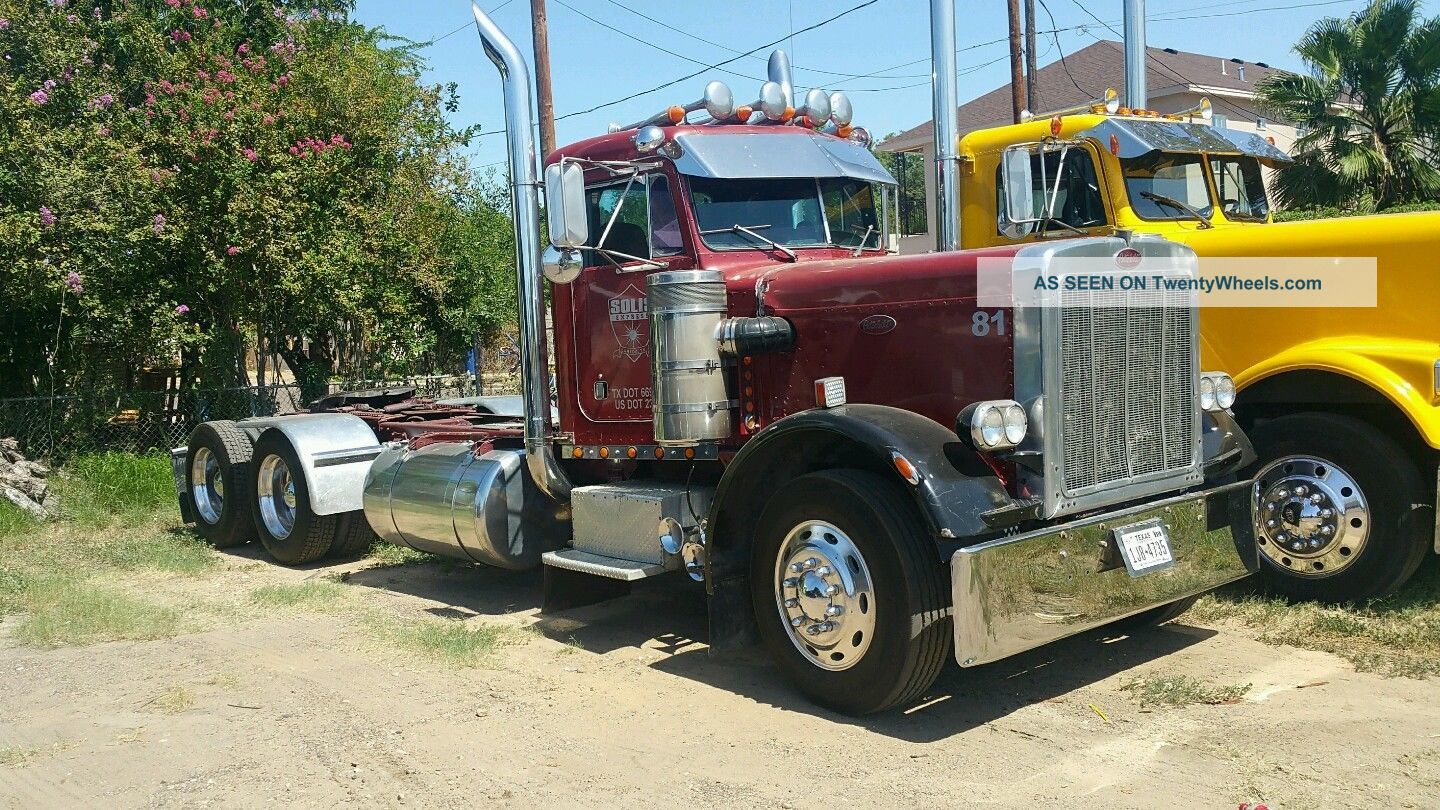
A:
<box><xmin>751</xmin><ymin>470</ymin><xmax>951</xmax><ymax>715</ymax></box>
<box><xmin>186</xmin><ymin>421</ymin><xmax>256</xmax><ymax>548</ymax></box>
<box><xmin>250</xmin><ymin>432</ymin><xmax>337</xmax><ymax>565</ymax></box>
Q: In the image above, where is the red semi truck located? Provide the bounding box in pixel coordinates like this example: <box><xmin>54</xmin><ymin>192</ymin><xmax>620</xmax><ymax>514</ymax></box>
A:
<box><xmin>172</xmin><ymin>3</ymin><xmax>1260</xmax><ymax>715</ymax></box>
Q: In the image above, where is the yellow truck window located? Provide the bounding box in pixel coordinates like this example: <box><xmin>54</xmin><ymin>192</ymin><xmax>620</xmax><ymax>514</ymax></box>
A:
<box><xmin>1122</xmin><ymin>153</ymin><xmax>1214</xmax><ymax>222</ymax></box>
<box><xmin>993</xmin><ymin>147</ymin><xmax>1107</xmax><ymax>236</ymax></box>
<box><xmin>1210</xmin><ymin>156</ymin><xmax>1270</xmax><ymax>221</ymax></box>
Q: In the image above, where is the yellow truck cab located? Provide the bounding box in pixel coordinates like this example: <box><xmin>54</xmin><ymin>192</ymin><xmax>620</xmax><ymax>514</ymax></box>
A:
<box><xmin>955</xmin><ymin>96</ymin><xmax>1440</xmax><ymax>602</ymax></box>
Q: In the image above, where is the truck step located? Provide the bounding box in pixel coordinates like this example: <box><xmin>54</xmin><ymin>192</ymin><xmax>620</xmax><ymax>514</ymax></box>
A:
<box><xmin>541</xmin><ymin>549</ymin><xmax>669</xmax><ymax>581</ymax></box>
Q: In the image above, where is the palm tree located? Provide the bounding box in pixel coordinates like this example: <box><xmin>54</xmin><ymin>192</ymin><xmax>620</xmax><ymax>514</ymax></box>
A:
<box><xmin>1257</xmin><ymin>0</ymin><xmax>1440</xmax><ymax>210</ymax></box>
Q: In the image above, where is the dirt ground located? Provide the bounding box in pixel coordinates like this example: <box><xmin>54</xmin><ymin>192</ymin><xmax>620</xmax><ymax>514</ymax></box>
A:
<box><xmin>3</xmin><ymin>545</ymin><xmax>1440</xmax><ymax>809</ymax></box>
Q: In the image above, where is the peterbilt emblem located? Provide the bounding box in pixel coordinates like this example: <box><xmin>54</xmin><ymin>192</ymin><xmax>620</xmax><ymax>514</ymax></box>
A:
<box><xmin>608</xmin><ymin>283</ymin><xmax>649</xmax><ymax>362</ymax></box>
<box><xmin>859</xmin><ymin>314</ymin><xmax>897</xmax><ymax>335</ymax></box>
<box><xmin>1114</xmin><ymin>247</ymin><xmax>1143</xmax><ymax>271</ymax></box>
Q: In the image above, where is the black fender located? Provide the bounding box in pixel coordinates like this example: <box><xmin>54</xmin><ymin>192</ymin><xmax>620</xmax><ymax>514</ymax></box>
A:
<box><xmin>1203</xmin><ymin>408</ymin><xmax>1255</xmax><ymax>482</ymax></box>
<box><xmin>701</xmin><ymin>404</ymin><xmax>1013</xmax><ymax>653</ymax></box>
<box><xmin>706</xmin><ymin>403</ymin><xmax>1012</xmax><ymax>587</ymax></box>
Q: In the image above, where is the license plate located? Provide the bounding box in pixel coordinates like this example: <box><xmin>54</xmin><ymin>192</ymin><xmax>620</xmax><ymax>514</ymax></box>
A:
<box><xmin>1114</xmin><ymin>519</ymin><xmax>1175</xmax><ymax>577</ymax></box>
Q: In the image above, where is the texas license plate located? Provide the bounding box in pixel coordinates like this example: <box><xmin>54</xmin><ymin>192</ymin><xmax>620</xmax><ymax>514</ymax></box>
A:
<box><xmin>1114</xmin><ymin>520</ymin><xmax>1175</xmax><ymax>577</ymax></box>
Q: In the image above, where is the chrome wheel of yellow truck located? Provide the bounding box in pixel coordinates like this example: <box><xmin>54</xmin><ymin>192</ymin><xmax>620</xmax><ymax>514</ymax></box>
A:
<box><xmin>750</xmin><ymin>470</ymin><xmax>951</xmax><ymax>715</ymax></box>
<box><xmin>1247</xmin><ymin>413</ymin><xmax>1429</xmax><ymax>602</ymax></box>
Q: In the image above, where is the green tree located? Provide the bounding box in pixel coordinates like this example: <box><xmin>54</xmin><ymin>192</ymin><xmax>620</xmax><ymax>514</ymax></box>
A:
<box><xmin>873</xmin><ymin>139</ymin><xmax>926</xmax><ymax>235</ymax></box>
<box><xmin>0</xmin><ymin>0</ymin><xmax>514</xmax><ymax>399</ymax></box>
<box><xmin>1257</xmin><ymin>0</ymin><xmax>1440</xmax><ymax>210</ymax></box>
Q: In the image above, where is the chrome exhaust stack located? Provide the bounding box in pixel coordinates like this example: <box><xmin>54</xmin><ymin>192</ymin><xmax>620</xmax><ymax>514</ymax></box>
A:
<box><xmin>929</xmin><ymin>0</ymin><xmax>961</xmax><ymax>252</ymax></box>
<box><xmin>470</xmin><ymin>3</ymin><xmax>572</xmax><ymax>502</ymax></box>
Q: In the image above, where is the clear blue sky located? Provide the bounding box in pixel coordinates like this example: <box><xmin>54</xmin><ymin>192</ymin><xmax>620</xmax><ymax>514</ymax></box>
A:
<box><xmin>351</xmin><ymin>0</ymin><xmax>1383</xmax><ymax>173</ymax></box>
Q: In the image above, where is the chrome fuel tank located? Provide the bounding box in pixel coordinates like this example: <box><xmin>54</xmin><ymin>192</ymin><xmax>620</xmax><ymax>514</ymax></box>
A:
<box><xmin>362</xmin><ymin>442</ymin><xmax>564</xmax><ymax>569</ymax></box>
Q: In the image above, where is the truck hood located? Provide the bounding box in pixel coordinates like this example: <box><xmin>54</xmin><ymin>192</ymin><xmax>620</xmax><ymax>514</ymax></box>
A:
<box><xmin>1181</xmin><ymin>210</ymin><xmax>1440</xmax><ymax>257</ymax></box>
<box><xmin>723</xmin><ymin>245</ymin><xmax>1026</xmax><ymax>314</ymax></box>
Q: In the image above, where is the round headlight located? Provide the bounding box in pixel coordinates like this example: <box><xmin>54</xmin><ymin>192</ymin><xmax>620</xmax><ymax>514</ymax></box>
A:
<box><xmin>1216</xmin><ymin>375</ymin><xmax>1236</xmax><ymax>410</ymax></box>
<box><xmin>1003</xmin><ymin>404</ymin><xmax>1027</xmax><ymax>445</ymax></box>
<box><xmin>1199</xmin><ymin>376</ymin><xmax>1216</xmax><ymax>411</ymax></box>
<box><xmin>980</xmin><ymin>406</ymin><xmax>1005</xmax><ymax>447</ymax></box>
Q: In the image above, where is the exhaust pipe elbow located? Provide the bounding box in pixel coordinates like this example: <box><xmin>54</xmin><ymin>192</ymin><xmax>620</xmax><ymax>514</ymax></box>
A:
<box><xmin>471</xmin><ymin>2</ymin><xmax>572</xmax><ymax>502</ymax></box>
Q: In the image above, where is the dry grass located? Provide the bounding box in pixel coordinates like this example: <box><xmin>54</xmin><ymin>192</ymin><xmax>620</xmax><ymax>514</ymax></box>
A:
<box><xmin>367</xmin><ymin>613</ymin><xmax>528</xmax><ymax>667</ymax></box>
<box><xmin>1121</xmin><ymin>673</ymin><xmax>1251</xmax><ymax>707</ymax></box>
<box><xmin>145</xmin><ymin>685</ymin><xmax>196</xmax><ymax>714</ymax></box>
<box><xmin>1191</xmin><ymin>564</ymin><xmax>1440</xmax><ymax>678</ymax></box>
<box><xmin>249</xmin><ymin>579</ymin><xmax>350</xmax><ymax>611</ymax></box>
<box><xmin>0</xmin><ymin>453</ymin><xmax>215</xmax><ymax>646</ymax></box>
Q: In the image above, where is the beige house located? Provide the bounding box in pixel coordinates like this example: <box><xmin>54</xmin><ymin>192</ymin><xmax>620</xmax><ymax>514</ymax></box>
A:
<box><xmin>879</xmin><ymin>40</ymin><xmax>1297</xmax><ymax>243</ymax></box>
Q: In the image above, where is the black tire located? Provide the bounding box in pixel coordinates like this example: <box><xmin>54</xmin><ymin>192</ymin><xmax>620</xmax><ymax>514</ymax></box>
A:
<box><xmin>249</xmin><ymin>431</ymin><xmax>337</xmax><ymax>565</ymax></box>
<box><xmin>750</xmin><ymin>469</ymin><xmax>951</xmax><ymax>715</ymax></box>
<box><xmin>1246</xmin><ymin>412</ymin><xmax>1429</xmax><ymax>603</ymax></box>
<box><xmin>1107</xmin><ymin>595</ymin><xmax>1199</xmax><ymax>632</ymax></box>
<box><xmin>327</xmin><ymin>511</ymin><xmax>376</xmax><ymax>560</ymax></box>
<box><xmin>185</xmin><ymin>421</ymin><xmax>256</xmax><ymax>548</ymax></box>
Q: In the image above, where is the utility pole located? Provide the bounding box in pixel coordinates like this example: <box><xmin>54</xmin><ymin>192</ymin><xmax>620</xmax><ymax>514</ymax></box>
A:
<box><xmin>1024</xmin><ymin>0</ymin><xmax>1038</xmax><ymax>113</ymax></box>
<box><xmin>531</xmin><ymin>0</ymin><xmax>556</xmax><ymax>159</ymax></box>
<box><xmin>1006</xmin><ymin>0</ymin><xmax>1026</xmax><ymax>123</ymax></box>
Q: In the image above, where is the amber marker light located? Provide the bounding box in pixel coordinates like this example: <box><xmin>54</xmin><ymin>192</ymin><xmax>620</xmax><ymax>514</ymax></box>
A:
<box><xmin>890</xmin><ymin>451</ymin><xmax>921</xmax><ymax>486</ymax></box>
<box><xmin>684</xmin><ymin>448</ymin><xmax>696</xmax><ymax>460</ymax></box>
<box><xmin>667</xmin><ymin>106</ymin><xmax>685</xmax><ymax>123</ymax></box>
<box><xmin>1050</xmin><ymin>115</ymin><xmax>1062</xmax><ymax>136</ymax></box>
<box><xmin>654</xmin><ymin>447</ymin><xmax>666</xmax><ymax>459</ymax></box>
<box><xmin>626</xmin><ymin>446</ymin><xmax>638</xmax><ymax>459</ymax></box>
<box><xmin>599</xmin><ymin>447</ymin><xmax>610</xmax><ymax>459</ymax></box>
<box><xmin>571</xmin><ymin>447</ymin><xmax>583</xmax><ymax>458</ymax></box>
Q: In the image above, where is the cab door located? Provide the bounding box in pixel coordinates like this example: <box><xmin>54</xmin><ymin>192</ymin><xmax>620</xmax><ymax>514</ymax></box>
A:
<box><xmin>569</xmin><ymin>170</ymin><xmax>693</xmax><ymax>426</ymax></box>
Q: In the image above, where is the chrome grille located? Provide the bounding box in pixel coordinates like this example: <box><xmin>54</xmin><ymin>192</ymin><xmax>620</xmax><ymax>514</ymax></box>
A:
<box><xmin>1057</xmin><ymin>285</ymin><xmax>1197</xmax><ymax>493</ymax></box>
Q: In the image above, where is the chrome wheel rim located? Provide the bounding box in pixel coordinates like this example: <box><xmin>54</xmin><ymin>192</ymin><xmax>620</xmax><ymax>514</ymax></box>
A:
<box><xmin>190</xmin><ymin>447</ymin><xmax>224</xmax><ymax>525</ymax></box>
<box><xmin>257</xmin><ymin>454</ymin><xmax>298</xmax><ymax>540</ymax></box>
<box><xmin>773</xmin><ymin>520</ymin><xmax>876</xmax><ymax>672</ymax></box>
<box><xmin>1254</xmin><ymin>455</ymin><xmax>1369</xmax><ymax>577</ymax></box>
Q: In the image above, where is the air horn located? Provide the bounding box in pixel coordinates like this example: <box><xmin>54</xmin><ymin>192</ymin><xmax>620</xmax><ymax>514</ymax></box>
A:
<box><xmin>624</xmin><ymin>80</ymin><xmax>734</xmax><ymax>130</ymax></box>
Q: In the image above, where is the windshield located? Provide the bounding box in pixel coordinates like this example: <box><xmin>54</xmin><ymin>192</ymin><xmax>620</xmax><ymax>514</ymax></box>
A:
<box><xmin>1121</xmin><ymin>153</ymin><xmax>1214</xmax><ymax>221</ymax></box>
<box><xmin>1210</xmin><ymin>156</ymin><xmax>1270</xmax><ymax>221</ymax></box>
<box><xmin>689</xmin><ymin>177</ymin><xmax>884</xmax><ymax>250</ymax></box>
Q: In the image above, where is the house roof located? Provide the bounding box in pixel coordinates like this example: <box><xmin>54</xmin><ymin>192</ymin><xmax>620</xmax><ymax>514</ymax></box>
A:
<box><xmin>878</xmin><ymin>40</ymin><xmax>1288</xmax><ymax>153</ymax></box>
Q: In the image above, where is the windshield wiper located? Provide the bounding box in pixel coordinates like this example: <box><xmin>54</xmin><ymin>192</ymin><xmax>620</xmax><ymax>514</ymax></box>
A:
<box><xmin>1140</xmin><ymin>192</ymin><xmax>1213</xmax><ymax>229</ymax></box>
<box><xmin>700</xmin><ymin>223</ymin><xmax>798</xmax><ymax>262</ymax></box>
<box><xmin>850</xmin><ymin>225</ymin><xmax>876</xmax><ymax>256</ymax></box>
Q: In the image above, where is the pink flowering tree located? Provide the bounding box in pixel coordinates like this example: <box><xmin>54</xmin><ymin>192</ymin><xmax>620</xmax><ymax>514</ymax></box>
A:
<box><xmin>0</xmin><ymin>0</ymin><xmax>515</xmax><ymax>397</ymax></box>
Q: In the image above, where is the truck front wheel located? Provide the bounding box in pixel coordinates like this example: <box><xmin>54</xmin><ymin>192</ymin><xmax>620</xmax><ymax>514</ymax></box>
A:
<box><xmin>185</xmin><ymin>421</ymin><xmax>256</xmax><ymax>548</ymax></box>
<box><xmin>750</xmin><ymin>469</ymin><xmax>951</xmax><ymax>715</ymax></box>
<box><xmin>1248</xmin><ymin>412</ymin><xmax>1429</xmax><ymax>602</ymax></box>
<box><xmin>250</xmin><ymin>432</ymin><xmax>337</xmax><ymax>566</ymax></box>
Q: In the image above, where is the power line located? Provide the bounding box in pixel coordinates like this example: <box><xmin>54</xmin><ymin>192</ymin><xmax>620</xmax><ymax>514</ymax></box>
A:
<box><xmin>1036</xmin><ymin>0</ymin><xmax>1094</xmax><ymax>98</ymax></box>
<box><xmin>1060</xmin><ymin>0</ymin><xmax>1314</xmax><ymax>122</ymax></box>
<box><xmin>551</xmin><ymin>0</ymin><xmax>766</xmax><ymax>84</ymax></box>
<box><xmin>595</xmin><ymin>0</ymin><xmax>932</xmax><ymax>81</ymax></box>
<box><xmin>420</xmin><ymin>0</ymin><xmax>517</xmax><ymax>48</ymax></box>
<box><xmin>555</xmin><ymin>0</ymin><xmax>886</xmax><ymax>121</ymax></box>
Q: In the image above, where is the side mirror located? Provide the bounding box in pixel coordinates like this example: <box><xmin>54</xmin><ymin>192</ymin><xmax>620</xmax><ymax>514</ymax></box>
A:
<box><xmin>542</xmin><ymin>245</ymin><xmax>581</xmax><ymax>284</ymax></box>
<box><xmin>544</xmin><ymin>161</ymin><xmax>588</xmax><ymax>249</ymax></box>
<box><xmin>1000</xmin><ymin>146</ymin><xmax>1036</xmax><ymax>226</ymax></box>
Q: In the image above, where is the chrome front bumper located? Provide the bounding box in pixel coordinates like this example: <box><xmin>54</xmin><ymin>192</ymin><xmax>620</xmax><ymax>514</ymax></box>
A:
<box><xmin>950</xmin><ymin>479</ymin><xmax>1258</xmax><ymax>667</ymax></box>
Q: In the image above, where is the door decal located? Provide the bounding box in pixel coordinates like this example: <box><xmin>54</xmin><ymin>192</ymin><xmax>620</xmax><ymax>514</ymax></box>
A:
<box><xmin>608</xmin><ymin>283</ymin><xmax>650</xmax><ymax>363</ymax></box>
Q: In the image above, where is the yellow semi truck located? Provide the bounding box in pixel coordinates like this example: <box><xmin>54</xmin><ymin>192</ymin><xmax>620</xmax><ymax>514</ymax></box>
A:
<box><xmin>949</xmin><ymin>96</ymin><xmax>1439</xmax><ymax>602</ymax></box>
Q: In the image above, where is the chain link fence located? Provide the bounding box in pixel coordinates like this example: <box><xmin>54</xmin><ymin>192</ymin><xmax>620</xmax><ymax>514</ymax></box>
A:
<box><xmin>0</xmin><ymin>373</ymin><xmax>520</xmax><ymax>461</ymax></box>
